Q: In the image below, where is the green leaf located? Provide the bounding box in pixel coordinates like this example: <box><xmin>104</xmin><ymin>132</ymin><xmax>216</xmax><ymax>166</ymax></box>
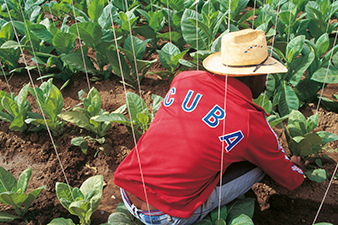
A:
<box><xmin>317</xmin><ymin>131</ymin><xmax>338</xmax><ymax>145</ymax></box>
<box><xmin>0</xmin><ymin>167</ymin><xmax>17</xmax><ymax>193</ymax></box>
<box><xmin>88</xmin><ymin>0</ymin><xmax>105</xmax><ymax>23</ymax></box>
<box><xmin>315</xmin><ymin>33</ymin><xmax>329</xmax><ymax>58</ymax></box>
<box><xmin>47</xmin><ymin>217</ymin><xmax>76</xmax><ymax>225</ymax></box>
<box><xmin>80</xmin><ymin>175</ymin><xmax>103</xmax><ymax>212</ymax></box>
<box><xmin>59</xmin><ymin>111</ymin><xmax>95</xmax><ymax>132</ymax></box>
<box><xmin>61</xmin><ymin>53</ymin><xmax>97</xmax><ymax>74</ymax></box>
<box><xmin>226</xmin><ymin>198</ymin><xmax>255</xmax><ymax>224</ymax></box>
<box><xmin>0</xmin><ymin>23</ymin><xmax>13</xmax><ymax>41</ymax></box>
<box><xmin>278</xmin><ymin>83</ymin><xmax>299</xmax><ymax>117</ymax></box>
<box><xmin>69</xmin><ymin>22</ymin><xmax>103</xmax><ymax>47</ymax></box>
<box><xmin>312</xmin><ymin>66</ymin><xmax>338</xmax><ymax>84</ymax></box>
<box><xmin>17</xmin><ymin>168</ymin><xmax>32</xmax><ymax>194</ymax></box>
<box><xmin>55</xmin><ymin>182</ymin><xmax>73</xmax><ymax>209</ymax></box>
<box><xmin>2</xmin><ymin>95</ymin><xmax>18</xmax><ymax>117</ymax></box>
<box><xmin>0</xmin><ymin>212</ymin><xmax>21</xmax><ymax>222</ymax></box>
<box><xmin>315</xmin><ymin>158</ymin><xmax>322</xmax><ymax>167</ymax></box>
<box><xmin>68</xmin><ymin>200</ymin><xmax>89</xmax><ymax>223</ymax></box>
<box><xmin>29</xmin><ymin>24</ymin><xmax>54</xmax><ymax>44</ymax></box>
<box><xmin>306</xmin><ymin>113</ymin><xmax>318</xmax><ymax>133</ymax></box>
<box><xmin>86</xmin><ymin>87</ymin><xmax>101</xmax><ymax>116</ymax></box>
<box><xmin>228</xmin><ymin>214</ymin><xmax>254</xmax><ymax>225</ymax></box>
<box><xmin>286</xmin><ymin>35</ymin><xmax>305</xmax><ymax>63</ymax></box>
<box><xmin>71</xmin><ymin>137</ymin><xmax>88</xmax><ymax>154</ymax></box>
<box><xmin>9</xmin><ymin>108</ymin><xmax>27</xmax><ymax>133</ymax></box>
<box><xmin>92</xmin><ymin>113</ymin><xmax>131</xmax><ymax>126</ymax></box>
<box><xmin>52</xmin><ymin>32</ymin><xmax>77</xmax><ymax>54</ymax></box>
<box><xmin>305</xmin><ymin>168</ymin><xmax>326</xmax><ymax>182</ymax></box>
<box><xmin>126</xmin><ymin>92</ymin><xmax>147</xmax><ymax>122</ymax></box>
<box><xmin>288</xmin><ymin>110</ymin><xmax>307</xmax><ymax>137</ymax></box>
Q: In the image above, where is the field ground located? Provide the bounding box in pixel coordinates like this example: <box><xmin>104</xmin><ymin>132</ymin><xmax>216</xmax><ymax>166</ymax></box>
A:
<box><xmin>0</xmin><ymin>70</ymin><xmax>338</xmax><ymax>225</ymax></box>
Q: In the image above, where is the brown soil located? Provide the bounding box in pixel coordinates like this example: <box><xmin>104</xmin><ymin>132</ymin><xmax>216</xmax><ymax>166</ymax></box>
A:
<box><xmin>0</xmin><ymin>70</ymin><xmax>338</xmax><ymax>225</ymax></box>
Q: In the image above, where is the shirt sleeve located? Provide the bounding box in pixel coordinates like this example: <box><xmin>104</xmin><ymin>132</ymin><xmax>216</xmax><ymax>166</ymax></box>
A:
<box><xmin>244</xmin><ymin>110</ymin><xmax>304</xmax><ymax>191</ymax></box>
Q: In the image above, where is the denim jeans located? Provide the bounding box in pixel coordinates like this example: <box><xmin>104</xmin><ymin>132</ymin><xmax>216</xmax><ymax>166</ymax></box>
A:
<box><xmin>121</xmin><ymin>163</ymin><xmax>265</xmax><ymax>225</ymax></box>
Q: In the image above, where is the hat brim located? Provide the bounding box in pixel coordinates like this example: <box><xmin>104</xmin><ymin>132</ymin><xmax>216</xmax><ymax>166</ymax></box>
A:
<box><xmin>203</xmin><ymin>52</ymin><xmax>288</xmax><ymax>76</ymax></box>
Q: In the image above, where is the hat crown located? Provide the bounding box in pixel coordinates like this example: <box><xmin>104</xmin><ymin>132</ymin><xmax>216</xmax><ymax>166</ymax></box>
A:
<box><xmin>221</xmin><ymin>29</ymin><xmax>268</xmax><ymax>66</ymax></box>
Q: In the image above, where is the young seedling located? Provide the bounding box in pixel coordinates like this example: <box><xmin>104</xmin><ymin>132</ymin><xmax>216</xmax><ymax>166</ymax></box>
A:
<box><xmin>49</xmin><ymin>175</ymin><xmax>104</xmax><ymax>225</ymax></box>
<box><xmin>0</xmin><ymin>167</ymin><xmax>46</xmax><ymax>222</ymax></box>
<box><xmin>283</xmin><ymin>110</ymin><xmax>338</xmax><ymax>182</ymax></box>
<box><xmin>59</xmin><ymin>87</ymin><xmax>112</xmax><ymax>155</ymax></box>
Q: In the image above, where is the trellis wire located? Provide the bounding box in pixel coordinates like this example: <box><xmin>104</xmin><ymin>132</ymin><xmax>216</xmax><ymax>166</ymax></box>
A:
<box><xmin>107</xmin><ymin>1</ymin><xmax>153</xmax><ymax>222</ymax></box>
<box><xmin>3</xmin><ymin>0</ymin><xmax>75</xmax><ymax>201</ymax></box>
<box><xmin>196</xmin><ymin>3</ymin><xmax>199</xmax><ymax>70</ymax></box>
<box><xmin>166</xmin><ymin>0</ymin><xmax>172</xmax><ymax>44</ymax></box>
<box><xmin>69</xmin><ymin>1</ymin><xmax>91</xmax><ymax>92</ymax></box>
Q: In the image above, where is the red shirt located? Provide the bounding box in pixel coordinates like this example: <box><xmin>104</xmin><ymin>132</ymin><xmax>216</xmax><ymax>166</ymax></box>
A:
<box><xmin>114</xmin><ymin>71</ymin><xmax>304</xmax><ymax>218</ymax></box>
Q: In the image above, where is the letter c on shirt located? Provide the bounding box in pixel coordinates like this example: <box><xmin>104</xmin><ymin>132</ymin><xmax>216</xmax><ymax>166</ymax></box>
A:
<box><xmin>202</xmin><ymin>105</ymin><xmax>225</xmax><ymax>128</ymax></box>
<box><xmin>164</xmin><ymin>87</ymin><xmax>176</xmax><ymax>107</ymax></box>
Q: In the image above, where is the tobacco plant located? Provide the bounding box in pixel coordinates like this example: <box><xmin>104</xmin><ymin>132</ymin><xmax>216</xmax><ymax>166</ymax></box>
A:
<box><xmin>0</xmin><ymin>167</ymin><xmax>46</xmax><ymax>222</ymax></box>
<box><xmin>49</xmin><ymin>175</ymin><xmax>103</xmax><ymax>225</ymax></box>
<box><xmin>59</xmin><ymin>87</ymin><xmax>112</xmax><ymax>154</ymax></box>
<box><xmin>93</xmin><ymin>92</ymin><xmax>163</xmax><ymax>141</ymax></box>
<box><xmin>107</xmin><ymin>36</ymin><xmax>157</xmax><ymax>88</ymax></box>
<box><xmin>25</xmin><ymin>78</ymin><xmax>64</xmax><ymax>136</ymax></box>
<box><xmin>152</xmin><ymin>42</ymin><xmax>189</xmax><ymax>80</ymax></box>
<box><xmin>283</xmin><ymin>110</ymin><xmax>338</xmax><ymax>182</ymax></box>
<box><xmin>0</xmin><ymin>84</ymin><xmax>31</xmax><ymax>132</ymax></box>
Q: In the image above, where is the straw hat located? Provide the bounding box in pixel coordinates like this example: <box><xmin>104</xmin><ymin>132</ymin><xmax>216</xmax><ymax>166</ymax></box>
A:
<box><xmin>203</xmin><ymin>29</ymin><xmax>287</xmax><ymax>76</ymax></box>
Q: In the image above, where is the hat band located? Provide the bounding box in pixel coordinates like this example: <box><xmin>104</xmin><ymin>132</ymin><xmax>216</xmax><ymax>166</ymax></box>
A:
<box><xmin>223</xmin><ymin>56</ymin><xmax>276</xmax><ymax>72</ymax></box>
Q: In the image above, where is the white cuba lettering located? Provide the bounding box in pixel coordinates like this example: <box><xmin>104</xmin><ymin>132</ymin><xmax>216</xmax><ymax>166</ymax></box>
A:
<box><xmin>202</xmin><ymin>105</ymin><xmax>225</xmax><ymax>128</ymax></box>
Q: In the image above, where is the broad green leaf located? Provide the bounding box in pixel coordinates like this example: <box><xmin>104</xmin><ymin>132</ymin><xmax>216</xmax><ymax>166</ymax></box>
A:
<box><xmin>226</xmin><ymin>198</ymin><xmax>255</xmax><ymax>224</ymax></box>
<box><xmin>0</xmin><ymin>23</ymin><xmax>13</xmax><ymax>40</ymax></box>
<box><xmin>0</xmin><ymin>111</ymin><xmax>13</xmax><ymax>122</ymax></box>
<box><xmin>312</xmin><ymin>66</ymin><xmax>338</xmax><ymax>84</ymax></box>
<box><xmin>80</xmin><ymin>175</ymin><xmax>103</xmax><ymax>213</ymax></box>
<box><xmin>71</xmin><ymin>137</ymin><xmax>88</xmax><ymax>154</ymax></box>
<box><xmin>228</xmin><ymin>214</ymin><xmax>254</xmax><ymax>225</ymax></box>
<box><xmin>17</xmin><ymin>168</ymin><xmax>32</xmax><ymax>194</ymax></box>
<box><xmin>2</xmin><ymin>96</ymin><xmax>18</xmax><ymax>117</ymax></box>
<box><xmin>16</xmin><ymin>83</ymin><xmax>30</xmax><ymax>112</ymax></box>
<box><xmin>288</xmin><ymin>51</ymin><xmax>315</xmax><ymax>86</ymax></box>
<box><xmin>47</xmin><ymin>217</ymin><xmax>76</xmax><ymax>225</ymax></box>
<box><xmin>299</xmin><ymin>133</ymin><xmax>322</xmax><ymax>157</ymax></box>
<box><xmin>317</xmin><ymin>131</ymin><xmax>338</xmax><ymax>145</ymax></box>
<box><xmin>151</xmin><ymin>94</ymin><xmax>163</xmax><ymax>119</ymax></box>
<box><xmin>123</xmin><ymin>36</ymin><xmax>149</xmax><ymax>60</ymax></box>
<box><xmin>88</xmin><ymin>0</ymin><xmax>105</xmax><ymax>23</ymax></box>
<box><xmin>52</xmin><ymin>32</ymin><xmax>77</xmax><ymax>54</ymax></box>
<box><xmin>55</xmin><ymin>182</ymin><xmax>73</xmax><ymax>209</ymax></box>
<box><xmin>0</xmin><ymin>212</ymin><xmax>21</xmax><ymax>222</ymax></box>
<box><xmin>106</xmin><ymin>212</ymin><xmax>134</xmax><ymax>224</ymax></box>
<box><xmin>286</xmin><ymin>35</ymin><xmax>305</xmax><ymax>63</ymax></box>
<box><xmin>92</xmin><ymin>113</ymin><xmax>131</xmax><ymax>126</ymax></box>
<box><xmin>69</xmin><ymin>22</ymin><xmax>103</xmax><ymax>47</ymax></box>
<box><xmin>252</xmin><ymin>93</ymin><xmax>272</xmax><ymax>114</ymax></box>
<box><xmin>126</xmin><ymin>92</ymin><xmax>147</xmax><ymax>122</ymax></box>
<box><xmin>0</xmin><ymin>192</ymin><xmax>27</xmax><ymax>213</ymax></box>
<box><xmin>29</xmin><ymin>24</ymin><xmax>54</xmax><ymax>44</ymax></box>
<box><xmin>278</xmin><ymin>83</ymin><xmax>299</xmax><ymax>117</ymax></box>
<box><xmin>181</xmin><ymin>9</ymin><xmax>209</xmax><ymax>50</ymax></box>
<box><xmin>68</xmin><ymin>200</ymin><xmax>89</xmax><ymax>223</ymax></box>
<box><xmin>267</xmin><ymin>114</ymin><xmax>290</xmax><ymax>128</ymax></box>
<box><xmin>87</xmin><ymin>87</ymin><xmax>101</xmax><ymax>116</ymax></box>
<box><xmin>0</xmin><ymin>91</ymin><xmax>11</xmax><ymax>111</ymax></box>
<box><xmin>315</xmin><ymin>158</ymin><xmax>322</xmax><ymax>167</ymax></box>
<box><xmin>9</xmin><ymin>107</ymin><xmax>27</xmax><ymax>133</ymax></box>
<box><xmin>59</xmin><ymin>111</ymin><xmax>95</xmax><ymax>132</ymax></box>
<box><xmin>288</xmin><ymin>110</ymin><xmax>307</xmax><ymax>137</ymax></box>
<box><xmin>306</xmin><ymin>113</ymin><xmax>318</xmax><ymax>133</ymax></box>
<box><xmin>0</xmin><ymin>167</ymin><xmax>17</xmax><ymax>192</ymax></box>
<box><xmin>210</xmin><ymin>205</ymin><xmax>227</xmax><ymax>224</ymax></box>
<box><xmin>315</xmin><ymin>33</ymin><xmax>329</xmax><ymax>58</ymax></box>
<box><xmin>295</xmin><ymin>78</ymin><xmax>322</xmax><ymax>102</ymax></box>
<box><xmin>136</xmin><ymin>111</ymin><xmax>149</xmax><ymax>127</ymax></box>
<box><xmin>61</xmin><ymin>53</ymin><xmax>97</xmax><ymax>74</ymax></box>
<box><xmin>305</xmin><ymin>168</ymin><xmax>326</xmax><ymax>182</ymax></box>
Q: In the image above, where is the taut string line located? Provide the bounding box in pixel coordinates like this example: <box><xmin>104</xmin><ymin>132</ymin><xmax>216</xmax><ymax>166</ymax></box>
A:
<box><xmin>3</xmin><ymin>0</ymin><xmax>74</xmax><ymax>200</ymax></box>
